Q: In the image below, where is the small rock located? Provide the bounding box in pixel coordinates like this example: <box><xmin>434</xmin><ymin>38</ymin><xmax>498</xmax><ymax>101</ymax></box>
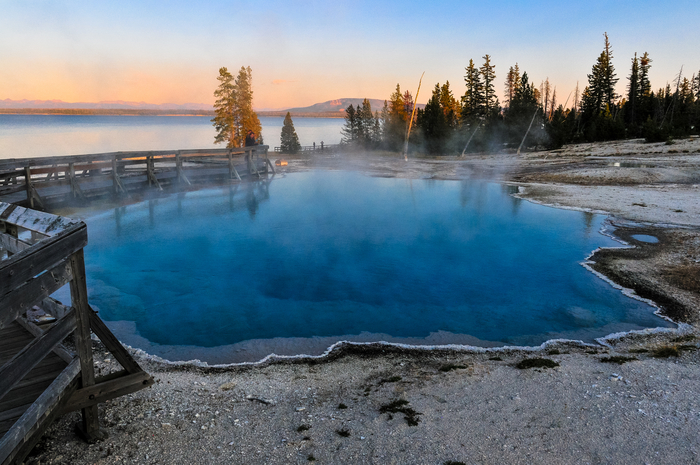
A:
<box><xmin>295</xmin><ymin>407</ymin><xmax>306</xmax><ymax>412</ymax></box>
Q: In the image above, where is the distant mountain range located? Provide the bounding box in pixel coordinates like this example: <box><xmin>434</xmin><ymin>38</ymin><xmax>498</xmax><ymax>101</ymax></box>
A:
<box><xmin>0</xmin><ymin>99</ymin><xmax>212</xmax><ymax>111</ymax></box>
<box><xmin>0</xmin><ymin>97</ymin><xmax>424</xmax><ymax>114</ymax></box>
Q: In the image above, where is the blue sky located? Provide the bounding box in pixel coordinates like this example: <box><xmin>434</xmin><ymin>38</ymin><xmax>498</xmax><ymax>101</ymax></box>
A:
<box><xmin>1</xmin><ymin>0</ymin><xmax>698</xmax><ymax>109</ymax></box>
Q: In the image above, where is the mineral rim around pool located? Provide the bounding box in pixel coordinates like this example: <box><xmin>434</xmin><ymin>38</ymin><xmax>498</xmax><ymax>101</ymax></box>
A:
<box><xmin>57</xmin><ymin>171</ymin><xmax>673</xmax><ymax>364</ymax></box>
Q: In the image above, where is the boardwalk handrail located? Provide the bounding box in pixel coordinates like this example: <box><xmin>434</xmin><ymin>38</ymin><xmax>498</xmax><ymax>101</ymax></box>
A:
<box><xmin>0</xmin><ymin>145</ymin><xmax>273</xmax><ymax>209</ymax></box>
<box><xmin>0</xmin><ymin>202</ymin><xmax>154</xmax><ymax>465</ymax></box>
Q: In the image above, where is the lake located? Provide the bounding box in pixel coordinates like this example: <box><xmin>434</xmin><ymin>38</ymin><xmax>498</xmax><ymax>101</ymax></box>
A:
<box><xmin>56</xmin><ymin>171</ymin><xmax>672</xmax><ymax>364</ymax></box>
<box><xmin>0</xmin><ymin>114</ymin><xmax>345</xmax><ymax>159</ymax></box>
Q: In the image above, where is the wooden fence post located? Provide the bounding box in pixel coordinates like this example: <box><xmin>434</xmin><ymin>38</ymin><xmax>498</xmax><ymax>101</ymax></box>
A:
<box><xmin>68</xmin><ymin>249</ymin><xmax>104</xmax><ymax>441</ymax></box>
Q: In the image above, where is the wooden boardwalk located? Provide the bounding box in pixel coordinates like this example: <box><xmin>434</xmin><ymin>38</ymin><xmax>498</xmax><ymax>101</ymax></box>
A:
<box><xmin>0</xmin><ymin>203</ymin><xmax>154</xmax><ymax>465</ymax></box>
<box><xmin>0</xmin><ymin>145</ymin><xmax>273</xmax><ymax>209</ymax></box>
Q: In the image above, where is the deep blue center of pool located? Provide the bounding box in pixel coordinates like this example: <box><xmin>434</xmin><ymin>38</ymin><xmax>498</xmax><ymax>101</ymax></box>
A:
<box><xmin>78</xmin><ymin>171</ymin><xmax>671</xmax><ymax>362</ymax></box>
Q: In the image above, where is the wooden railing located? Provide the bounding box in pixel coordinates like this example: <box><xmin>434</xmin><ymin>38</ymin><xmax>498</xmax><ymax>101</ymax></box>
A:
<box><xmin>273</xmin><ymin>143</ymin><xmax>340</xmax><ymax>153</ymax></box>
<box><xmin>0</xmin><ymin>202</ymin><xmax>154</xmax><ymax>465</ymax></box>
<box><xmin>0</xmin><ymin>145</ymin><xmax>273</xmax><ymax>209</ymax></box>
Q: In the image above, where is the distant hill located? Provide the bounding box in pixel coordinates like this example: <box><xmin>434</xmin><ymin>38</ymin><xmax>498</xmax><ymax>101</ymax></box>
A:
<box><xmin>0</xmin><ymin>98</ymin><xmax>212</xmax><ymax>111</ymax></box>
<box><xmin>285</xmin><ymin>98</ymin><xmax>387</xmax><ymax>114</ymax></box>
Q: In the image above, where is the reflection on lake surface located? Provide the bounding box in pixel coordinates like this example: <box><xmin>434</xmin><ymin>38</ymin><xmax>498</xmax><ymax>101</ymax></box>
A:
<box><xmin>67</xmin><ymin>171</ymin><xmax>672</xmax><ymax>363</ymax></box>
<box><xmin>0</xmin><ymin>115</ymin><xmax>344</xmax><ymax>159</ymax></box>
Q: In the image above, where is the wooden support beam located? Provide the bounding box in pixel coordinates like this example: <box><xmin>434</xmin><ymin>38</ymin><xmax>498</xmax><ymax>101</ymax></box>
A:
<box><xmin>88</xmin><ymin>309</ymin><xmax>143</xmax><ymax>375</ymax></box>
<box><xmin>0</xmin><ymin>233</ymin><xmax>31</xmax><ymax>255</ymax></box>
<box><xmin>0</xmin><ymin>259</ymin><xmax>72</xmax><ymax>330</ymax></box>
<box><xmin>0</xmin><ymin>223</ymin><xmax>86</xmax><ymax>297</ymax></box>
<box><xmin>176</xmin><ymin>152</ymin><xmax>191</xmax><ymax>185</ymax></box>
<box><xmin>23</xmin><ymin>167</ymin><xmax>44</xmax><ymax>211</ymax></box>
<box><xmin>68</xmin><ymin>163</ymin><xmax>84</xmax><ymax>198</ymax></box>
<box><xmin>61</xmin><ymin>370</ymin><xmax>153</xmax><ymax>414</ymax></box>
<box><xmin>68</xmin><ymin>249</ymin><xmax>101</xmax><ymax>438</ymax></box>
<box><xmin>111</xmin><ymin>157</ymin><xmax>126</xmax><ymax>194</ymax></box>
<box><xmin>0</xmin><ymin>309</ymin><xmax>76</xmax><ymax>402</ymax></box>
<box><xmin>146</xmin><ymin>156</ymin><xmax>163</xmax><ymax>191</ymax></box>
<box><xmin>15</xmin><ymin>316</ymin><xmax>74</xmax><ymax>364</ymax></box>
<box><xmin>228</xmin><ymin>151</ymin><xmax>241</xmax><ymax>181</ymax></box>
<box><xmin>0</xmin><ymin>358</ymin><xmax>80</xmax><ymax>465</ymax></box>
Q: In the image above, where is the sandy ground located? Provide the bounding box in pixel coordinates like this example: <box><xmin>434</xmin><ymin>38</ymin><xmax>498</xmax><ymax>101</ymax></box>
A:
<box><xmin>27</xmin><ymin>137</ymin><xmax>700</xmax><ymax>464</ymax></box>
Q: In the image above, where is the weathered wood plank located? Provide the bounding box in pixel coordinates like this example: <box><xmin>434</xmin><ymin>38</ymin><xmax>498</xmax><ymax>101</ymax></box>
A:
<box><xmin>0</xmin><ymin>233</ymin><xmax>31</xmax><ymax>255</ymax></box>
<box><xmin>0</xmin><ymin>202</ymin><xmax>78</xmax><ymax>237</ymax></box>
<box><xmin>0</xmin><ymin>259</ymin><xmax>72</xmax><ymax>330</ymax></box>
<box><xmin>88</xmin><ymin>310</ymin><xmax>142</xmax><ymax>375</ymax></box>
<box><xmin>14</xmin><ymin>317</ymin><xmax>74</xmax><ymax>364</ymax></box>
<box><xmin>0</xmin><ymin>309</ymin><xmax>76</xmax><ymax>402</ymax></box>
<box><xmin>62</xmin><ymin>370</ymin><xmax>153</xmax><ymax>413</ymax></box>
<box><xmin>0</xmin><ymin>223</ymin><xmax>86</xmax><ymax>297</ymax></box>
<box><xmin>0</xmin><ymin>358</ymin><xmax>80</xmax><ymax>465</ymax></box>
<box><xmin>68</xmin><ymin>249</ymin><xmax>100</xmax><ymax>436</ymax></box>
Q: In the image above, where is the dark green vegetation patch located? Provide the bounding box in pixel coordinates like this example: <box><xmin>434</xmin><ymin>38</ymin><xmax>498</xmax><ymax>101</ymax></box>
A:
<box><xmin>379</xmin><ymin>399</ymin><xmax>422</xmax><ymax>426</ymax></box>
<box><xmin>297</xmin><ymin>424</ymin><xmax>311</xmax><ymax>432</ymax></box>
<box><xmin>335</xmin><ymin>428</ymin><xmax>351</xmax><ymax>437</ymax></box>
<box><xmin>515</xmin><ymin>358</ymin><xmax>560</xmax><ymax>369</ymax></box>
<box><xmin>439</xmin><ymin>363</ymin><xmax>468</xmax><ymax>372</ymax></box>
<box><xmin>600</xmin><ymin>356</ymin><xmax>637</xmax><ymax>365</ymax></box>
<box><xmin>338</xmin><ymin>403</ymin><xmax>348</xmax><ymax>409</ymax></box>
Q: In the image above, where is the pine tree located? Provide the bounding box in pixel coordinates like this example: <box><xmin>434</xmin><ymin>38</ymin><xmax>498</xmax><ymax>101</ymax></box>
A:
<box><xmin>626</xmin><ymin>53</ymin><xmax>640</xmax><ymax>126</ymax></box>
<box><xmin>233</xmin><ymin>66</ymin><xmax>263</xmax><ymax>146</ymax></box>
<box><xmin>211</xmin><ymin>66</ymin><xmax>262</xmax><ymax>148</ymax></box>
<box><xmin>480</xmin><ymin>54</ymin><xmax>498</xmax><ymax>117</ymax></box>
<box><xmin>439</xmin><ymin>81</ymin><xmax>460</xmax><ymax>128</ymax></box>
<box><xmin>212</xmin><ymin>67</ymin><xmax>236</xmax><ymax>147</ymax></box>
<box><xmin>341</xmin><ymin>104</ymin><xmax>358</xmax><ymax>144</ymax></box>
<box><xmin>421</xmin><ymin>83</ymin><xmax>449</xmax><ymax>154</ymax></box>
<box><xmin>383</xmin><ymin>84</ymin><xmax>408</xmax><ymax>150</ymax></box>
<box><xmin>280</xmin><ymin>112</ymin><xmax>301</xmax><ymax>153</ymax></box>
<box><xmin>504</xmin><ymin>64</ymin><xmax>521</xmax><ymax>109</ymax></box>
<box><xmin>462</xmin><ymin>59</ymin><xmax>483</xmax><ymax>122</ymax></box>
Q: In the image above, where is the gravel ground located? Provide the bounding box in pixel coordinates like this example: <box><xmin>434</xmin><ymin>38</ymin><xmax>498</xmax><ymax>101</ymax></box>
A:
<box><xmin>26</xmin><ymin>137</ymin><xmax>700</xmax><ymax>464</ymax></box>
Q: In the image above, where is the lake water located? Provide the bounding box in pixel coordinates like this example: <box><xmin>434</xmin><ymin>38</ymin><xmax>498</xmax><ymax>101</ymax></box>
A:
<box><xmin>60</xmin><ymin>171</ymin><xmax>672</xmax><ymax>364</ymax></box>
<box><xmin>0</xmin><ymin>114</ymin><xmax>344</xmax><ymax>159</ymax></box>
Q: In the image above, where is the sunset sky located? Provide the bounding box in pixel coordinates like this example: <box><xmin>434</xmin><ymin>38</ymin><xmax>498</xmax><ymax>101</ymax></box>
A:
<box><xmin>2</xmin><ymin>0</ymin><xmax>698</xmax><ymax>110</ymax></box>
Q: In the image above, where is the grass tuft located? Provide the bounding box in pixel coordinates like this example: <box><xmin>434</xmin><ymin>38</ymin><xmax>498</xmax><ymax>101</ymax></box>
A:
<box><xmin>547</xmin><ymin>349</ymin><xmax>561</xmax><ymax>355</ymax></box>
<box><xmin>297</xmin><ymin>424</ymin><xmax>311</xmax><ymax>432</ymax></box>
<box><xmin>379</xmin><ymin>399</ymin><xmax>421</xmax><ymax>426</ymax></box>
<box><xmin>439</xmin><ymin>364</ymin><xmax>468</xmax><ymax>372</ymax></box>
<box><xmin>338</xmin><ymin>403</ymin><xmax>348</xmax><ymax>409</ymax></box>
<box><xmin>307</xmin><ymin>454</ymin><xmax>316</xmax><ymax>461</ymax></box>
<box><xmin>600</xmin><ymin>356</ymin><xmax>637</xmax><ymax>365</ymax></box>
<box><xmin>488</xmin><ymin>356</ymin><xmax>503</xmax><ymax>361</ymax></box>
<box><xmin>335</xmin><ymin>428</ymin><xmax>351</xmax><ymax>437</ymax></box>
<box><xmin>652</xmin><ymin>346</ymin><xmax>680</xmax><ymax>358</ymax></box>
<box><xmin>515</xmin><ymin>358</ymin><xmax>559</xmax><ymax>370</ymax></box>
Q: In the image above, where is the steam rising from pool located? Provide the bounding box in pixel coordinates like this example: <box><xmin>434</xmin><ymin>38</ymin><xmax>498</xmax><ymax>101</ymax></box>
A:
<box><xmin>71</xmin><ymin>171</ymin><xmax>672</xmax><ymax>363</ymax></box>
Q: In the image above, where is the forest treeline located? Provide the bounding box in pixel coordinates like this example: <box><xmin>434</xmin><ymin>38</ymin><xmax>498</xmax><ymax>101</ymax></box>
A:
<box><xmin>341</xmin><ymin>33</ymin><xmax>700</xmax><ymax>154</ymax></box>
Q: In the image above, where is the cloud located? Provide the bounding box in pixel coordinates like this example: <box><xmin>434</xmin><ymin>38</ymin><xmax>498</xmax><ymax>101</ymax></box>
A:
<box><xmin>271</xmin><ymin>79</ymin><xmax>297</xmax><ymax>85</ymax></box>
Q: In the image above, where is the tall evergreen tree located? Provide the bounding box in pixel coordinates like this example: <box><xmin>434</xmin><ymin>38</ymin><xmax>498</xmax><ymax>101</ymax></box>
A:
<box><xmin>280</xmin><ymin>112</ymin><xmax>301</xmax><ymax>153</ymax></box>
<box><xmin>233</xmin><ymin>66</ymin><xmax>263</xmax><ymax>146</ymax></box>
<box><xmin>583</xmin><ymin>32</ymin><xmax>619</xmax><ymax>118</ymax></box>
<box><xmin>480</xmin><ymin>54</ymin><xmax>498</xmax><ymax>117</ymax></box>
<box><xmin>212</xmin><ymin>66</ymin><xmax>262</xmax><ymax>148</ymax></box>
<box><xmin>626</xmin><ymin>53</ymin><xmax>640</xmax><ymax>126</ymax></box>
<box><xmin>439</xmin><ymin>81</ymin><xmax>460</xmax><ymax>128</ymax></box>
<box><xmin>504</xmin><ymin>64</ymin><xmax>521</xmax><ymax>109</ymax></box>
<box><xmin>212</xmin><ymin>67</ymin><xmax>236</xmax><ymax>147</ymax></box>
<box><xmin>421</xmin><ymin>83</ymin><xmax>449</xmax><ymax>154</ymax></box>
<box><xmin>462</xmin><ymin>59</ymin><xmax>483</xmax><ymax>122</ymax></box>
<box><xmin>383</xmin><ymin>84</ymin><xmax>408</xmax><ymax>150</ymax></box>
<box><xmin>341</xmin><ymin>104</ymin><xmax>358</xmax><ymax>144</ymax></box>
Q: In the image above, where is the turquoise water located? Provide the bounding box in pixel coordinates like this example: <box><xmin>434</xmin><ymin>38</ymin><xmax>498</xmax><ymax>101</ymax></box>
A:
<box><xmin>73</xmin><ymin>171</ymin><xmax>671</xmax><ymax>362</ymax></box>
<box><xmin>0</xmin><ymin>114</ymin><xmax>344</xmax><ymax>159</ymax></box>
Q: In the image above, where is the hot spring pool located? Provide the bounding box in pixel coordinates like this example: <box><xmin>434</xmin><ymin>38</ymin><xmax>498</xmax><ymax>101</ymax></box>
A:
<box><xmin>67</xmin><ymin>171</ymin><xmax>673</xmax><ymax>363</ymax></box>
